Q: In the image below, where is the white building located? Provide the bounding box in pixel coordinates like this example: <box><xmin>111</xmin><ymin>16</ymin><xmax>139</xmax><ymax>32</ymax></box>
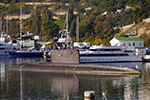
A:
<box><xmin>110</xmin><ymin>37</ymin><xmax>144</xmax><ymax>52</ymax></box>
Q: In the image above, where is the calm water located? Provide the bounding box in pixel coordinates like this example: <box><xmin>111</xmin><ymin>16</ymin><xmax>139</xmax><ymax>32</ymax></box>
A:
<box><xmin>0</xmin><ymin>56</ymin><xmax>150</xmax><ymax>100</ymax></box>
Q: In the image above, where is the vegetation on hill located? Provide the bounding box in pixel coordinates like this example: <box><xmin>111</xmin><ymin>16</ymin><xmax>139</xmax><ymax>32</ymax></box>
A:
<box><xmin>0</xmin><ymin>0</ymin><xmax>150</xmax><ymax>44</ymax></box>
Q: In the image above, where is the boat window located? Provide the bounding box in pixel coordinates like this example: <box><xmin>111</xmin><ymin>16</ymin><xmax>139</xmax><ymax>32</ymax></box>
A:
<box><xmin>12</xmin><ymin>40</ymin><xmax>17</xmax><ymax>43</ymax></box>
<box><xmin>81</xmin><ymin>54</ymin><xmax>129</xmax><ymax>56</ymax></box>
<box><xmin>99</xmin><ymin>49</ymin><xmax>121</xmax><ymax>51</ymax></box>
<box><xmin>0</xmin><ymin>48</ymin><xmax>5</xmax><ymax>50</ymax></box>
<box><xmin>112</xmin><ymin>49</ymin><xmax>122</xmax><ymax>51</ymax></box>
<box><xmin>109</xmin><ymin>49</ymin><xmax>121</xmax><ymax>51</ymax></box>
<box><xmin>99</xmin><ymin>49</ymin><xmax>105</xmax><ymax>51</ymax></box>
<box><xmin>133</xmin><ymin>43</ymin><xmax>135</xmax><ymax>46</ymax></box>
<box><xmin>90</xmin><ymin>49</ymin><xmax>97</xmax><ymax>51</ymax></box>
<box><xmin>90</xmin><ymin>48</ymin><xmax>122</xmax><ymax>51</ymax></box>
<box><xmin>129</xmin><ymin>43</ymin><xmax>131</xmax><ymax>46</ymax></box>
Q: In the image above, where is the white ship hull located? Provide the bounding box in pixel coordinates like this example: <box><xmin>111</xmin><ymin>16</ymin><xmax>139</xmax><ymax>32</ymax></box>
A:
<box><xmin>80</xmin><ymin>56</ymin><xmax>142</xmax><ymax>63</ymax></box>
<box><xmin>0</xmin><ymin>41</ymin><xmax>14</xmax><ymax>56</ymax></box>
<box><xmin>79</xmin><ymin>45</ymin><xmax>142</xmax><ymax>63</ymax></box>
<box><xmin>0</xmin><ymin>50</ymin><xmax>9</xmax><ymax>56</ymax></box>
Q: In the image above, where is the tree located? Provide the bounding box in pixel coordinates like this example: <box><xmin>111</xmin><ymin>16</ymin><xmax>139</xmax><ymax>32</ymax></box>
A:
<box><xmin>22</xmin><ymin>7</ymin><xmax>41</xmax><ymax>34</ymax></box>
<box><xmin>10</xmin><ymin>0</ymin><xmax>19</xmax><ymax>4</ymax></box>
<box><xmin>31</xmin><ymin>8</ymin><xmax>41</xmax><ymax>34</ymax></box>
<box><xmin>140</xmin><ymin>32</ymin><xmax>150</xmax><ymax>47</ymax></box>
<box><xmin>3</xmin><ymin>0</ymin><xmax>10</xmax><ymax>4</ymax></box>
<box><xmin>68</xmin><ymin>7</ymin><xmax>76</xmax><ymax>31</ymax></box>
<box><xmin>70</xmin><ymin>18</ymin><xmax>76</xmax><ymax>38</ymax></box>
<box><xmin>93</xmin><ymin>36</ymin><xmax>103</xmax><ymax>45</ymax></box>
<box><xmin>9</xmin><ymin>19</ymin><xmax>19</xmax><ymax>36</ymax></box>
<box><xmin>22</xmin><ymin>6</ymin><xmax>59</xmax><ymax>41</ymax></box>
<box><xmin>41</xmin><ymin>7</ymin><xmax>59</xmax><ymax>39</ymax></box>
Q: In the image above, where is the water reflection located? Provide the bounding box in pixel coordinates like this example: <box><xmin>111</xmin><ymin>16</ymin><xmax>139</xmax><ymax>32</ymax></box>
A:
<box><xmin>137</xmin><ymin>63</ymin><xmax>150</xmax><ymax>100</ymax></box>
<box><xmin>143</xmin><ymin>63</ymin><xmax>150</xmax><ymax>82</ymax></box>
<box><xmin>20</xmin><ymin>64</ymin><xmax>23</xmax><ymax>100</ymax></box>
<box><xmin>52</xmin><ymin>78</ymin><xmax>79</xmax><ymax>100</ymax></box>
<box><xmin>0</xmin><ymin>56</ymin><xmax>150</xmax><ymax>100</ymax></box>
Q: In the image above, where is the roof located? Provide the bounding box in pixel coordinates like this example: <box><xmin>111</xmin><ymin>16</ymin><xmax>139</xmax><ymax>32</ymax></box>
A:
<box><xmin>115</xmin><ymin>37</ymin><xmax>143</xmax><ymax>41</ymax></box>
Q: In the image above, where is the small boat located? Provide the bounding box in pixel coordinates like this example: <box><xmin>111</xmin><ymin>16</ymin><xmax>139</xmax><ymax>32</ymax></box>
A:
<box><xmin>0</xmin><ymin>31</ymin><xmax>20</xmax><ymax>56</ymax></box>
<box><xmin>141</xmin><ymin>54</ymin><xmax>150</xmax><ymax>61</ymax></box>
<box><xmin>56</xmin><ymin>13</ymin><xmax>73</xmax><ymax>49</ymax></box>
<box><xmin>0</xmin><ymin>41</ymin><xmax>14</xmax><ymax>56</ymax></box>
<box><xmin>9</xmin><ymin>50</ymin><xmax>43</xmax><ymax>57</ymax></box>
<box><xmin>80</xmin><ymin>45</ymin><xmax>142</xmax><ymax>63</ymax></box>
<box><xmin>56</xmin><ymin>29</ymin><xmax>72</xmax><ymax>49</ymax></box>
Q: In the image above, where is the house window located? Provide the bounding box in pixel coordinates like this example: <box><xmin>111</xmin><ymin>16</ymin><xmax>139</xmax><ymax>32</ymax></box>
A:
<box><xmin>123</xmin><ymin>43</ymin><xmax>125</xmax><ymax>46</ymax></box>
<box><xmin>140</xmin><ymin>42</ymin><xmax>142</xmax><ymax>46</ymax></box>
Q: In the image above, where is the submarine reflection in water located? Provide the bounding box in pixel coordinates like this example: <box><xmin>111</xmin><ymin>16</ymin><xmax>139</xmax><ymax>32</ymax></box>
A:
<box><xmin>51</xmin><ymin>78</ymin><xmax>79</xmax><ymax>99</ymax></box>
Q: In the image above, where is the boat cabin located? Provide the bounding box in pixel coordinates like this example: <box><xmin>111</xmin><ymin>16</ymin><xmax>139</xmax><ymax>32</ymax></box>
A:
<box><xmin>89</xmin><ymin>45</ymin><xmax>123</xmax><ymax>51</ymax></box>
<box><xmin>56</xmin><ymin>29</ymin><xmax>72</xmax><ymax>49</ymax></box>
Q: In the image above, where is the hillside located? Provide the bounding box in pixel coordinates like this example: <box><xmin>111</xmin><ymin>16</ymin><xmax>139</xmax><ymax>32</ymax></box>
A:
<box><xmin>115</xmin><ymin>17</ymin><xmax>150</xmax><ymax>47</ymax></box>
<box><xmin>116</xmin><ymin>18</ymin><xmax>150</xmax><ymax>37</ymax></box>
<box><xmin>0</xmin><ymin>0</ymin><xmax>150</xmax><ymax>44</ymax></box>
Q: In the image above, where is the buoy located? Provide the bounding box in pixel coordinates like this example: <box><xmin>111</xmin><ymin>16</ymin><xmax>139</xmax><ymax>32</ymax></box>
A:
<box><xmin>84</xmin><ymin>91</ymin><xmax>95</xmax><ymax>100</ymax></box>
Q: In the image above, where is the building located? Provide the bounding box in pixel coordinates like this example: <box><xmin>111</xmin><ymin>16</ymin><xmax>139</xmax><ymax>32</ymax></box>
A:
<box><xmin>110</xmin><ymin>37</ymin><xmax>144</xmax><ymax>51</ymax></box>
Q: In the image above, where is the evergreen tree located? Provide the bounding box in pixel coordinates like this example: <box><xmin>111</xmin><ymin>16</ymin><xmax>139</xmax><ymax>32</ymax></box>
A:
<box><xmin>23</xmin><ymin>7</ymin><xmax>41</xmax><ymax>34</ymax></box>
<box><xmin>41</xmin><ymin>7</ymin><xmax>59</xmax><ymax>39</ymax></box>
<box><xmin>68</xmin><ymin>7</ymin><xmax>75</xmax><ymax>31</ymax></box>
<box><xmin>31</xmin><ymin>8</ymin><xmax>41</xmax><ymax>34</ymax></box>
<box><xmin>70</xmin><ymin>18</ymin><xmax>76</xmax><ymax>38</ymax></box>
<box><xmin>68</xmin><ymin>7</ymin><xmax>76</xmax><ymax>38</ymax></box>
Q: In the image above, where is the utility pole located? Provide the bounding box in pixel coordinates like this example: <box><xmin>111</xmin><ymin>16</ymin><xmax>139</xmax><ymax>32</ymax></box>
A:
<box><xmin>66</xmin><ymin>13</ymin><xmax>69</xmax><ymax>49</ymax></box>
<box><xmin>20</xmin><ymin>6</ymin><xmax>22</xmax><ymax>50</ymax></box>
<box><xmin>20</xmin><ymin>6</ymin><xmax>22</xmax><ymax>39</ymax></box>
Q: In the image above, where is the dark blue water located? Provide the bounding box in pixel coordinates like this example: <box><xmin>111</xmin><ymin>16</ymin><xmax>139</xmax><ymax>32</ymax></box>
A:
<box><xmin>0</xmin><ymin>56</ymin><xmax>150</xmax><ymax>100</ymax></box>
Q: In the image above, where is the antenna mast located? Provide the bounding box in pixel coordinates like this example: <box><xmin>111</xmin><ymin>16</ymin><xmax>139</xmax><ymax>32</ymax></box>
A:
<box><xmin>20</xmin><ymin>6</ymin><xmax>22</xmax><ymax>39</ymax></box>
<box><xmin>66</xmin><ymin>13</ymin><xmax>69</xmax><ymax>49</ymax></box>
<box><xmin>20</xmin><ymin>6</ymin><xmax>22</xmax><ymax>50</ymax></box>
<box><xmin>76</xmin><ymin>16</ymin><xmax>79</xmax><ymax>42</ymax></box>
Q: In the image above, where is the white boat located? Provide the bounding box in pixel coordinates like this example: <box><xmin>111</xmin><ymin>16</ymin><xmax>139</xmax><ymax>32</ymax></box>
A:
<box><xmin>0</xmin><ymin>41</ymin><xmax>14</xmax><ymax>56</ymax></box>
<box><xmin>80</xmin><ymin>45</ymin><xmax>142</xmax><ymax>63</ymax></box>
<box><xmin>9</xmin><ymin>49</ymin><xmax>43</xmax><ymax>57</ymax></box>
<box><xmin>141</xmin><ymin>54</ymin><xmax>150</xmax><ymax>61</ymax></box>
<box><xmin>0</xmin><ymin>31</ymin><xmax>17</xmax><ymax>56</ymax></box>
<box><xmin>56</xmin><ymin>29</ymin><xmax>72</xmax><ymax>49</ymax></box>
<box><xmin>56</xmin><ymin>13</ymin><xmax>72</xmax><ymax>49</ymax></box>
